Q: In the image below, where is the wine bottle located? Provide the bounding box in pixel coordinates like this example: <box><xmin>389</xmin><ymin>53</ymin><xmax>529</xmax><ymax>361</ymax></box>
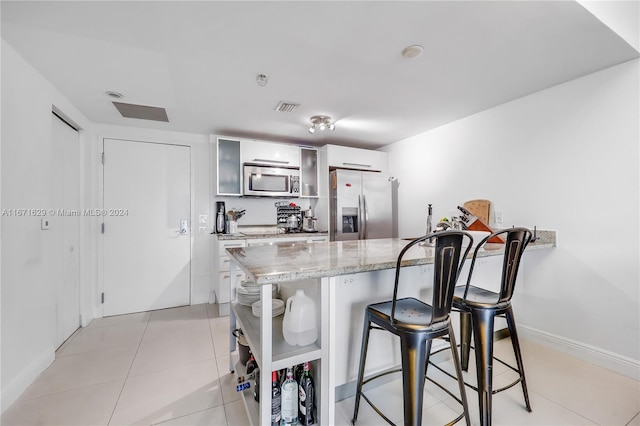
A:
<box><xmin>281</xmin><ymin>367</ymin><xmax>298</xmax><ymax>425</ymax></box>
<box><xmin>271</xmin><ymin>371</ymin><xmax>281</xmax><ymax>426</ymax></box>
<box><xmin>298</xmin><ymin>362</ymin><xmax>315</xmax><ymax>425</ymax></box>
<box><xmin>253</xmin><ymin>367</ymin><xmax>260</xmax><ymax>403</ymax></box>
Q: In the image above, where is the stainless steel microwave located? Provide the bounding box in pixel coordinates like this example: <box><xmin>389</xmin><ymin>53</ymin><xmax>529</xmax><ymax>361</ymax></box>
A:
<box><xmin>243</xmin><ymin>164</ymin><xmax>300</xmax><ymax>197</ymax></box>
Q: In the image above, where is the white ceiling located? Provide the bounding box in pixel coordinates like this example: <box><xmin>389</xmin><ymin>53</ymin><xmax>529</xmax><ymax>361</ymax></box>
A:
<box><xmin>2</xmin><ymin>1</ymin><xmax>638</xmax><ymax>149</ymax></box>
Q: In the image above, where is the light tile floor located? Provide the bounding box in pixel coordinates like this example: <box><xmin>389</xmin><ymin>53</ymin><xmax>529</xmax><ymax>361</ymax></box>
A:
<box><xmin>2</xmin><ymin>304</ymin><xmax>638</xmax><ymax>425</ymax></box>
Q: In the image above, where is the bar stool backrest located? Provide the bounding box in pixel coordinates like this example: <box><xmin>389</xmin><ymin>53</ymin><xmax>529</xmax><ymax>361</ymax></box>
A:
<box><xmin>464</xmin><ymin>227</ymin><xmax>532</xmax><ymax>304</ymax></box>
<box><xmin>391</xmin><ymin>231</ymin><xmax>473</xmax><ymax>326</ymax></box>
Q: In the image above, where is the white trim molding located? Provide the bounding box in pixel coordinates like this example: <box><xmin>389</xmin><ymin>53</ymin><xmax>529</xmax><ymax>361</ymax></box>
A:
<box><xmin>1</xmin><ymin>346</ymin><xmax>55</xmax><ymax>413</ymax></box>
<box><xmin>520</xmin><ymin>325</ymin><xmax>640</xmax><ymax>381</ymax></box>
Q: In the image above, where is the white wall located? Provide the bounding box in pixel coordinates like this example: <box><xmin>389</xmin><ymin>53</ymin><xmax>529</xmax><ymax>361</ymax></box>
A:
<box><xmin>382</xmin><ymin>60</ymin><xmax>639</xmax><ymax>372</ymax></box>
<box><xmin>1</xmin><ymin>39</ymin><xmax>94</xmax><ymax>410</ymax></box>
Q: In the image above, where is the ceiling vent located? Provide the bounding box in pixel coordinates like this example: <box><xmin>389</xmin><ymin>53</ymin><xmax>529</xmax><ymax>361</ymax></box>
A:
<box><xmin>274</xmin><ymin>101</ymin><xmax>300</xmax><ymax>113</ymax></box>
<box><xmin>112</xmin><ymin>102</ymin><xmax>169</xmax><ymax>122</ymax></box>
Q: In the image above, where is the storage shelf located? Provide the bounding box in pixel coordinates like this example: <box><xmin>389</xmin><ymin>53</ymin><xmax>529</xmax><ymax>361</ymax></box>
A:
<box><xmin>232</xmin><ymin>303</ymin><xmax>322</xmax><ymax>371</ymax></box>
<box><xmin>234</xmin><ymin>360</ymin><xmax>259</xmax><ymax>426</ymax></box>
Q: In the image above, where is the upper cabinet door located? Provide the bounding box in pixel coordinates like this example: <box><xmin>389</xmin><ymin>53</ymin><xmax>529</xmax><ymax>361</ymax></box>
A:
<box><xmin>326</xmin><ymin>145</ymin><xmax>387</xmax><ymax>172</ymax></box>
<box><xmin>300</xmin><ymin>147</ymin><xmax>319</xmax><ymax>198</ymax></box>
<box><xmin>217</xmin><ymin>137</ymin><xmax>242</xmax><ymax>196</ymax></box>
<box><xmin>241</xmin><ymin>140</ymin><xmax>300</xmax><ymax>168</ymax></box>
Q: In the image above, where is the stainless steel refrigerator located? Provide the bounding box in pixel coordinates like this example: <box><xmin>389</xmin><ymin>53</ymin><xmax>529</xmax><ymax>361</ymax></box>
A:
<box><xmin>329</xmin><ymin>169</ymin><xmax>395</xmax><ymax>241</ymax></box>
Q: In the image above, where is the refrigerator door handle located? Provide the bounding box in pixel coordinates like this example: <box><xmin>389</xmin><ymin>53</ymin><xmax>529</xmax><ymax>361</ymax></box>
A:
<box><xmin>361</xmin><ymin>194</ymin><xmax>367</xmax><ymax>239</ymax></box>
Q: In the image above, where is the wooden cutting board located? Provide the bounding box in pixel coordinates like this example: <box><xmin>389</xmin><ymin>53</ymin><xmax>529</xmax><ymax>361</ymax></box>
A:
<box><xmin>463</xmin><ymin>199</ymin><xmax>504</xmax><ymax>243</ymax></box>
<box><xmin>463</xmin><ymin>199</ymin><xmax>491</xmax><ymax>225</ymax></box>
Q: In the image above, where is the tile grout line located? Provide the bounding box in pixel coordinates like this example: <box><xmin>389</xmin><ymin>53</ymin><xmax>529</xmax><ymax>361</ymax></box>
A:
<box><xmin>106</xmin><ymin>314</ymin><xmax>152</xmax><ymax>426</ymax></box>
<box><xmin>626</xmin><ymin>411</ymin><xmax>640</xmax><ymax>426</ymax></box>
<box><xmin>207</xmin><ymin>305</ymin><xmax>231</xmax><ymax>426</ymax></box>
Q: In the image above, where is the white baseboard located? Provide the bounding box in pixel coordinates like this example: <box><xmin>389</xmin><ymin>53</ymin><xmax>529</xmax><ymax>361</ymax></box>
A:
<box><xmin>519</xmin><ymin>325</ymin><xmax>640</xmax><ymax>381</ymax></box>
<box><xmin>1</xmin><ymin>346</ymin><xmax>55</xmax><ymax>413</ymax></box>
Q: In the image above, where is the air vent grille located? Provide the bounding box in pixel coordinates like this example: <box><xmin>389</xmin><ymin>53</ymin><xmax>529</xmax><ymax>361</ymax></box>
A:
<box><xmin>274</xmin><ymin>102</ymin><xmax>300</xmax><ymax>113</ymax></box>
<box><xmin>112</xmin><ymin>102</ymin><xmax>169</xmax><ymax>122</ymax></box>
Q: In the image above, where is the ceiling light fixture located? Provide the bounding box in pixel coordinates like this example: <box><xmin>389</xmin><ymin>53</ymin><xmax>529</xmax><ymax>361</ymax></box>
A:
<box><xmin>256</xmin><ymin>73</ymin><xmax>268</xmax><ymax>86</ymax></box>
<box><xmin>308</xmin><ymin>115</ymin><xmax>335</xmax><ymax>134</ymax></box>
<box><xmin>401</xmin><ymin>45</ymin><xmax>424</xmax><ymax>59</ymax></box>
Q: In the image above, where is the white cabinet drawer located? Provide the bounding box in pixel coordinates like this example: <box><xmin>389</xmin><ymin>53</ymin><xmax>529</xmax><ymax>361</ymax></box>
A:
<box><xmin>218</xmin><ymin>239</ymin><xmax>246</xmax><ymax>250</ymax></box>
<box><xmin>219</xmin><ymin>256</ymin><xmax>232</xmax><ymax>272</ymax></box>
<box><xmin>218</xmin><ymin>271</ymin><xmax>244</xmax><ymax>304</ymax></box>
<box><xmin>326</xmin><ymin>145</ymin><xmax>387</xmax><ymax>172</ymax></box>
<box><xmin>306</xmin><ymin>236</ymin><xmax>328</xmax><ymax>243</ymax></box>
<box><xmin>241</xmin><ymin>140</ymin><xmax>300</xmax><ymax>167</ymax></box>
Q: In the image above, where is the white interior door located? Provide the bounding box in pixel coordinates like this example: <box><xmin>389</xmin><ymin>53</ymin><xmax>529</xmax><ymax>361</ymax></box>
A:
<box><xmin>52</xmin><ymin>113</ymin><xmax>80</xmax><ymax>347</ymax></box>
<box><xmin>103</xmin><ymin>139</ymin><xmax>191</xmax><ymax>316</ymax></box>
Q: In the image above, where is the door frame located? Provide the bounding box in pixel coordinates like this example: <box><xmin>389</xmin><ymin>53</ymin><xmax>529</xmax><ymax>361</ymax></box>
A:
<box><xmin>97</xmin><ymin>137</ymin><xmax>196</xmax><ymax>318</ymax></box>
<box><xmin>51</xmin><ymin>109</ymin><xmax>81</xmax><ymax>346</ymax></box>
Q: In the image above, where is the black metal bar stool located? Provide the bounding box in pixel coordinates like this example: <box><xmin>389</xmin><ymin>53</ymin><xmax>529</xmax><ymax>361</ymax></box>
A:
<box><xmin>352</xmin><ymin>231</ymin><xmax>473</xmax><ymax>426</ymax></box>
<box><xmin>453</xmin><ymin>227</ymin><xmax>533</xmax><ymax>426</ymax></box>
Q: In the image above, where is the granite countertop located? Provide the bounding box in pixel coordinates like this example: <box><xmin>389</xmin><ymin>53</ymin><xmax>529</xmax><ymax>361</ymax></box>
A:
<box><xmin>226</xmin><ymin>230</ymin><xmax>556</xmax><ymax>284</ymax></box>
<box><xmin>215</xmin><ymin>225</ymin><xmax>328</xmax><ymax>240</ymax></box>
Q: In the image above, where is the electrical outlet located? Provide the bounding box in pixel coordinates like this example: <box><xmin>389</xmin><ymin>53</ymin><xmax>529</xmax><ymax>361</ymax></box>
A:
<box><xmin>199</xmin><ymin>226</ymin><xmax>207</xmax><ymax>234</ymax></box>
<box><xmin>342</xmin><ymin>275</ymin><xmax>356</xmax><ymax>286</ymax></box>
<box><xmin>494</xmin><ymin>210</ymin><xmax>503</xmax><ymax>225</ymax></box>
<box><xmin>199</xmin><ymin>214</ymin><xmax>207</xmax><ymax>224</ymax></box>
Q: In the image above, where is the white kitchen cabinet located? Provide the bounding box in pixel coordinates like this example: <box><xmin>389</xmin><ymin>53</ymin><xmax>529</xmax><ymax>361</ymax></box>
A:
<box><xmin>326</xmin><ymin>144</ymin><xmax>387</xmax><ymax>172</ymax></box>
<box><xmin>214</xmin><ymin>239</ymin><xmax>246</xmax><ymax>307</ymax></box>
<box><xmin>241</xmin><ymin>139</ymin><xmax>300</xmax><ymax>168</ymax></box>
<box><xmin>300</xmin><ymin>147</ymin><xmax>319</xmax><ymax>198</ymax></box>
<box><xmin>216</xmin><ymin>137</ymin><xmax>242</xmax><ymax>196</ymax></box>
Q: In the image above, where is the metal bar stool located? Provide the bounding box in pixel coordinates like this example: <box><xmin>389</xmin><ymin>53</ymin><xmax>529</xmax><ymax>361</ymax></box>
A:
<box><xmin>453</xmin><ymin>227</ymin><xmax>533</xmax><ymax>426</ymax></box>
<box><xmin>352</xmin><ymin>231</ymin><xmax>473</xmax><ymax>426</ymax></box>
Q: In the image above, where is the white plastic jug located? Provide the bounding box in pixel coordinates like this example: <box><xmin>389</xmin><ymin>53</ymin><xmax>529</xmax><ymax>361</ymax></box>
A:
<box><xmin>282</xmin><ymin>289</ymin><xmax>318</xmax><ymax>346</ymax></box>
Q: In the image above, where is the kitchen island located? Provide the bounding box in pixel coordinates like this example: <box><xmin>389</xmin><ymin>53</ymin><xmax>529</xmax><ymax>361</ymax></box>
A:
<box><xmin>226</xmin><ymin>232</ymin><xmax>556</xmax><ymax>425</ymax></box>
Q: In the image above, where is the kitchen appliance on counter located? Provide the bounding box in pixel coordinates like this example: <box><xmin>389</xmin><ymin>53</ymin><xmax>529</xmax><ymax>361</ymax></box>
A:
<box><xmin>276</xmin><ymin>202</ymin><xmax>302</xmax><ymax>233</ymax></box>
<box><xmin>330</xmin><ymin>170</ymin><xmax>394</xmax><ymax>241</ymax></box>
<box><xmin>243</xmin><ymin>163</ymin><xmax>300</xmax><ymax>197</ymax></box>
<box><xmin>215</xmin><ymin>201</ymin><xmax>226</xmax><ymax>234</ymax></box>
<box><xmin>302</xmin><ymin>206</ymin><xmax>318</xmax><ymax>232</ymax></box>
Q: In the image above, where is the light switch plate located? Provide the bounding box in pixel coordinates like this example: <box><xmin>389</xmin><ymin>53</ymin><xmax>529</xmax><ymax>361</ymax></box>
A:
<box><xmin>199</xmin><ymin>214</ymin><xmax>207</xmax><ymax>224</ymax></box>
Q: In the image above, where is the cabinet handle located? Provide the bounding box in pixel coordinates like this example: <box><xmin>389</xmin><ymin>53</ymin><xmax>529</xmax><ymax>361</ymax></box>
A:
<box><xmin>253</xmin><ymin>158</ymin><xmax>290</xmax><ymax>165</ymax></box>
<box><xmin>343</xmin><ymin>162</ymin><xmax>371</xmax><ymax>168</ymax></box>
<box><xmin>224</xmin><ymin>243</ymin><xmax>243</xmax><ymax>248</ymax></box>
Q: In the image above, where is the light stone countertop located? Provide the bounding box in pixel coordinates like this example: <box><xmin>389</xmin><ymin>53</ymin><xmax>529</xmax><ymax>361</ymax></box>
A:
<box><xmin>215</xmin><ymin>225</ymin><xmax>328</xmax><ymax>240</ymax></box>
<box><xmin>226</xmin><ymin>230</ymin><xmax>556</xmax><ymax>285</ymax></box>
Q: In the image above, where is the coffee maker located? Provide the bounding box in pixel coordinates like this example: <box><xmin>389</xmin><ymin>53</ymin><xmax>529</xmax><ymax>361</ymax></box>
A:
<box><xmin>302</xmin><ymin>206</ymin><xmax>318</xmax><ymax>232</ymax></box>
<box><xmin>215</xmin><ymin>201</ymin><xmax>226</xmax><ymax>234</ymax></box>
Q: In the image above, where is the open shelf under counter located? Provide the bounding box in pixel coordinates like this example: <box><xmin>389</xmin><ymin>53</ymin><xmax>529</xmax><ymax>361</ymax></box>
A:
<box><xmin>232</xmin><ymin>302</ymin><xmax>322</xmax><ymax>371</ymax></box>
<box><xmin>234</xmin><ymin>360</ymin><xmax>260</xmax><ymax>426</ymax></box>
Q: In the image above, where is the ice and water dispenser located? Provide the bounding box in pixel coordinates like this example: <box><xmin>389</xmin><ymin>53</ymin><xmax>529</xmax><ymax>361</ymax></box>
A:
<box><xmin>342</xmin><ymin>207</ymin><xmax>359</xmax><ymax>234</ymax></box>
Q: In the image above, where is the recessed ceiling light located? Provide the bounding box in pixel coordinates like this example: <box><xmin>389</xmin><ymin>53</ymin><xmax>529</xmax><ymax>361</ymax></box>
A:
<box><xmin>401</xmin><ymin>45</ymin><xmax>423</xmax><ymax>59</ymax></box>
<box><xmin>105</xmin><ymin>91</ymin><xmax>123</xmax><ymax>99</ymax></box>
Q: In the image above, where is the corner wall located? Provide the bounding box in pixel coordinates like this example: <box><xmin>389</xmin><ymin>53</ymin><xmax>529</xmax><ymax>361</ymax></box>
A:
<box><xmin>1</xmin><ymin>39</ymin><xmax>94</xmax><ymax>410</ymax></box>
<box><xmin>382</xmin><ymin>59</ymin><xmax>640</xmax><ymax>374</ymax></box>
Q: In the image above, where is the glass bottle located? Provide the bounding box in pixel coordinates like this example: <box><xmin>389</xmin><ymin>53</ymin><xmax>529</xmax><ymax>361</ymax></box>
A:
<box><xmin>246</xmin><ymin>354</ymin><xmax>258</xmax><ymax>402</ymax></box>
<box><xmin>281</xmin><ymin>367</ymin><xmax>298</xmax><ymax>425</ymax></box>
<box><xmin>271</xmin><ymin>371</ymin><xmax>281</xmax><ymax>426</ymax></box>
<box><xmin>298</xmin><ymin>362</ymin><xmax>315</xmax><ymax>425</ymax></box>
